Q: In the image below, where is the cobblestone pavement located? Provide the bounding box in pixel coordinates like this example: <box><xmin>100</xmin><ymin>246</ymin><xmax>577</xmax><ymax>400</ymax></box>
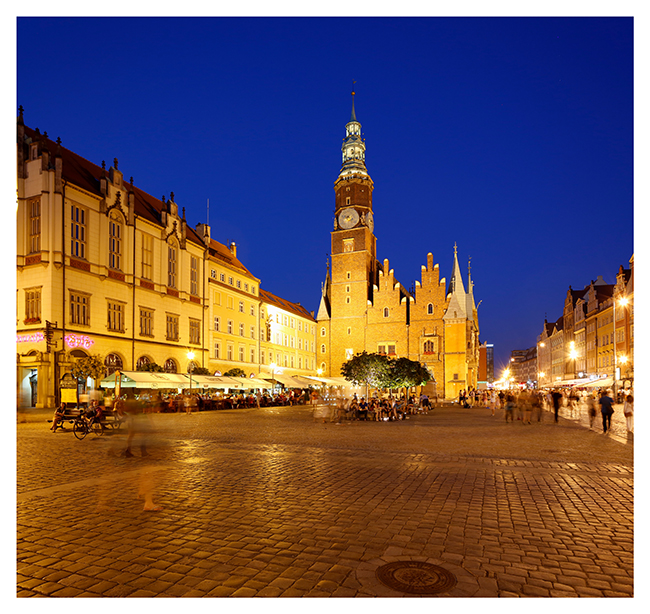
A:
<box><xmin>17</xmin><ymin>403</ymin><xmax>634</xmax><ymax>598</ymax></box>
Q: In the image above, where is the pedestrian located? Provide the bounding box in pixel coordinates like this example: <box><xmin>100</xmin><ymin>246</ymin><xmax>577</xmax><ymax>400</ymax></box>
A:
<box><xmin>520</xmin><ymin>390</ymin><xmax>532</xmax><ymax>424</ymax></box>
<box><xmin>505</xmin><ymin>392</ymin><xmax>515</xmax><ymax>422</ymax></box>
<box><xmin>50</xmin><ymin>401</ymin><xmax>67</xmax><ymax>431</ymax></box>
<box><xmin>623</xmin><ymin>393</ymin><xmax>634</xmax><ymax>432</ymax></box>
<box><xmin>531</xmin><ymin>391</ymin><xmax>542</xmax><ymax>422</ymax></box>
<box><xmin>551</xmin><ymin>389</ymin><xmax>563</xmax><ymax>423</ymax></box>
<box><xmin>586</xmin><ymin>392</ymin><xmax>597</xmax><ymax>429</ymax></box>
<box><xmin>598</xmin><ymin>389</ymin><xmax>615</xmax><ymax>434</ymax></box>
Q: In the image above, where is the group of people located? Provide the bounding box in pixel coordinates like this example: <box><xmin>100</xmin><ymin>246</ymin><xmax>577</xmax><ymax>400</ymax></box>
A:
<box><xmin>317</xmin><ymin>394</ymin><xmax>433</xmax><ymax>424</ymax></box>
<box><xmin>481</xmin><ymin>386</ymin><xmax>633</xmax><ymax>434</ymax></box>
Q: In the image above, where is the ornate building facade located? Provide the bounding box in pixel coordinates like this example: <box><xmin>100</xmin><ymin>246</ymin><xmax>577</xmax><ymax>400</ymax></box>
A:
<box><xmin>16</xmin><ymin>109</ymin><xmax>316</xmax><ymax>408</ymax></box>
<box><xmin>316</xmin><ymin>95</ymin><xmax>480</xmax><ymax>399</ymax></box>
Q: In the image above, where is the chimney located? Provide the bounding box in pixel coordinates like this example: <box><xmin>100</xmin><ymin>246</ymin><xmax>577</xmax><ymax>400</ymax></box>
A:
<box><xmin>229</xmin><ymin>242</ymin><xmax>237</xmax><ymax>258</ymax></box>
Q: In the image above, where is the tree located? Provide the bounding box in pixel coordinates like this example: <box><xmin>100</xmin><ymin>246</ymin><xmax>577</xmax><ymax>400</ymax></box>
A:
<box><xmin>340</xmin><ymin>351</ymin><xmax>392</xmax><ymax>394</ymax></box>
<box><xmin>192</xmin><ymin>366</ymin><xmax>210</xmax><ymax>376</ymax></box>
<box><xmin>387</xmin><ymin>357</ymin><xmax>432</xmax><ymax>396</ymax></box>
<box><xmin>70</xmin><ymin>354</ymin><xmax>106</xmax><ymax>386</ymax></box>
<box><xmin>223</xmin><ymin>367</ymin><xmax>246</xmax><ymax>377</ymax></box>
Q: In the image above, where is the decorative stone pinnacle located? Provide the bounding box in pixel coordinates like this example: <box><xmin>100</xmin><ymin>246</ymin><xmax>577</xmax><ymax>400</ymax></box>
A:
<box><xmin>102</xmin><ymin>160</ymin><xmax>106</xmax><ymax>170</ymax></box>
<box><xmin>114</xmin><ymin>158</ymin><xmax>118</xmax><ymax>169</ymax></box>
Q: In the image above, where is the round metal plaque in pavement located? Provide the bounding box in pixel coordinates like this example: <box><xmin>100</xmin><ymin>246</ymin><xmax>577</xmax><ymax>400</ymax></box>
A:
<box><xmin>375</xmin><ymin>561</ymin><xmax>457</xmax><ymax>595</ymax></box>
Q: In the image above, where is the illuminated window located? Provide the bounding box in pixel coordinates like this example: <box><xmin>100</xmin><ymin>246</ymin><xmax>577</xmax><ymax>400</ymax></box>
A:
<box><xmin>104</xmin><ymin>353</ymin><xmax>123</xmax><ymax>376</ymax></box>
<box><xmin>239</xmin><ymin>323</ymin><xmax>245</xmax><ymax>337</ymax></box>
<box><xmin>239</xmin><ymin>301</ymin><xmax>244</xmax><ymax>313</ymax></box>
<box><xmin>250</xmin><ymin>325</ymin><xmax>255</xmax><ymax>339</ymax></box>
<box><xmin>214</xmin><ymin>316</ymin><xmax>220</xmax><ymax>331</ymax></box>
<box><xmin>228</xmin><ymin>320</ymin><xmax>233</xmax><ymax>334</ymax></box>
<box><xmin>136</xmin><ymin>356</ymin><xmax>150</xmax><ymax>370</ymax></box>
<box><xmin>321</xmin><ymin>344</ymin><xmax>326</xmax><ymax>354</ymax></box>
<box><xmin>427</xmin><ymin>303</ymin><xmax>434</xmax><ymax>315</ymax></box>
<box><xmin>250</xmin><ymin>348</ymin><xmax>255</xmax><ymax>363</ymax></box>
<box><xmin>321</xmin><ymin>327</ymin><xmax>326</xmax><ymax>337</ymax></box>
<box><xmin>239</xmin><ymin>346</ymin><xmax>245</xmax><ymax>361</ymax></box>
<box><xmin>164</xmin><ymin>358</ymin><xmax>177</xmax><ymax>373</ymax></box>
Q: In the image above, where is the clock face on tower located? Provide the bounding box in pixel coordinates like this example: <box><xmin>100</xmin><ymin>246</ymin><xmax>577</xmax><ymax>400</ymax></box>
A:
<box><xmin>338</xmin><ymin>207</ymin><xmax>359</xmax><ymax>229</ymax></box>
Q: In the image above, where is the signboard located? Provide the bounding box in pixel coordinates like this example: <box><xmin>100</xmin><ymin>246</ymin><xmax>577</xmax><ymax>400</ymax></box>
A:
<box><xmin>60</xmin><ymin>372</ymin><xmax>78</xmax><ymax>404</ymax></box>
<box><xmin>64</xmin><ymin>334</ymin><xmax>95</xmax><ymax>349</ymax></box>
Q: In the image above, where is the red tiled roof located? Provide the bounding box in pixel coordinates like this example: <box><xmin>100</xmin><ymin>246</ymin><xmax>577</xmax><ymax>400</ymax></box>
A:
<box><xmin>260</xmin><ymin>288</ymin><xmax>315</xmax><ymax>322</ymax></box>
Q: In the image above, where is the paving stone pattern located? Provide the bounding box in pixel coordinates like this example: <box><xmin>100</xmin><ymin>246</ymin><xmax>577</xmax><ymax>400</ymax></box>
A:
<box><xmin>17</xmin><ymin>403</ymin><xmax>633</xmax><ymax>597</ymax></box>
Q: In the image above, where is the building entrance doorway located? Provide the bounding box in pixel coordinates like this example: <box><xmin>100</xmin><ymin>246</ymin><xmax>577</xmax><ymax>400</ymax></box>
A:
<box><xmin>29</xmin><ymin>370</ymin><xmax>38</xmax><ymax>407</ymax></box>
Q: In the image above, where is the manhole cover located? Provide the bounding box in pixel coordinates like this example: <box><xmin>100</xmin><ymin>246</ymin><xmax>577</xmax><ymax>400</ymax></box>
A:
<box><xmin>375</xmin><ymin>561</ymin><xmax>457</xmax><ymax>595</ymax></box>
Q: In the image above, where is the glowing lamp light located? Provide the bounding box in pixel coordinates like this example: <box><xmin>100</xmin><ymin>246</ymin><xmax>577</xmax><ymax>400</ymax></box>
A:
<box><xmin>619</xmin><ymin>355</ymin><xmax>628</xmax><ymax>364</ymax></box>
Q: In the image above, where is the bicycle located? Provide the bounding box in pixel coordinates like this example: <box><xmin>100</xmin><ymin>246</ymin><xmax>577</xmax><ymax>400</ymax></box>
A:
<box><xmin>72</xmin><ymin>412</ymin><xmax>105</xmax><ymax>440</ymax></box>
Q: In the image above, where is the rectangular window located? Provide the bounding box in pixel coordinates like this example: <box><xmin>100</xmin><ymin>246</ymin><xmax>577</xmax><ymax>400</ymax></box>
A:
<box><xmin>142</xmin><ymin>234</ymin><xmax>153</xmax><ymax>280</ymax></box>
<box><xmin>29</xmin><ymin>199</ymin><xmax>41</xmax><ymax>254</ymax></box>
<box><xmin>227</xmin><ymin>296</ymin><xmax>234</xmax><ymax>309</ymax></box>
<box><xmin>268</xmin><ymin>351</ymin><xmax>273</xmax><ymax>363</ymax></box>
<box><xmin>214</xmin><ymin>341</ymin><xmax>220</xmax><ymax>359</ymax></box>
<box><xmin>70</xmin><ymin>291</ymin><xmax>90</xmax><ymax>325</ymax></box>
<box><xmin>228</xmin><ymin>320</ymin><xmax>233</xmax><ymax>334</ymax></box>
<box><xmin>378</xmin><ymin>345</ymin><xmax>386</xmax><ymax>355</ymax></box>
<box><xmin>220</xmin><ymin>273</ymin><xmax>225</xmax><ymax>282</ymax></box>
<box><xmin>168</xmin><ymin>245</ymin><xmax>177</xmax><ymax>288</ymax></box>
<box><xmin>261</xmin><ymin>350</ymin><xmax>265</xmax><ymax>364</ymax></box>
<box><xmin>189</xmin><ymin>319</ymin><xmax>201</xmax><ymax>345</ymax></box>
<box><xmin>140</xmin><ymin>308</ymin><xmax>153</xmax><ymax>337</ymax></box>
<box><xmin>211</xmin><ymin>269</ymin><xmax>217</xmax><ymax>279</ymax></box>
<box><xmin>214</xmin><ymin>316</ymin><xmax>220</xmax><ymax>331</ymax></box>
<box><xmin>388</xmin><ymin>345</ymin><xmax>396</xmax><ymax>355</ymax></box>
<box><xmin>239</xmin><ymin>323</ymin><xmax>245</xmax><ymax>336</ymax></box>
<box><xmin>70</xmin><ymin>205</ymin><xmax>86</xmax><ymax>259</ymax></box>
<box><xmin>228</xmin><ymin>276</ymin><xmax>234</xmax><ymax>286</ymax></box>
<box><xmin>109</xmin><ymin>216</ymin><xmax>122</xmax><ymax>270</ymax></box>
<box><xmin>298</xmin><ymin>338</ymin><xmax>302</xmax><ymax>350</ymax></box>
<box><xmin>227</xmin><ymin>345</ymin><xmax>233</xmax><ymax>361</ymax></box>
<box><xmin>166</xmin><ymin>314</ymin><xmax>179</xmax><ymax>341</ymax></box>
<box><xmin>25</xmin><ymin>288</ymin><xmax>41</xmax><ymax>322</ymax></box>
<box><xmin>250</xmin><ymin>305</ymin><xmax>255</xmax><ymax>316</ymax></box>
<box><xmin>298</xmin><ymin>357</ymin><xmax>302</xmax><ymax>369</ymax></box>
<box><xmin>190</xmin><ymin>256</ymin><xmax>199</xmax><ymax>295</ymax></box>
<box><xmin>236</xmin><ymin>280</ymin><xmax>241</xmax><ymax>289</ymax></box>
<box><xmin>239</xmin><ymin>301</ymin><xmax>244</xmax><ymax>313</ymax></box>
<box><xmin>214</xmin><ymin>291</ymin><xmax>221</xmax><ymax>306</ymax></box>
<box><xmin>250</xmin><ymin>325</ymin><xmax>255</xmax><ymax>339</ymax></box>
<box><xmin>107</xmin><ymin>301</ymin><xmax>125</xmax><ymax>332</ymax></box>
<box><xmin>239</xmin><ymin>346</ymin><xmax>245</xmax><ymax>361</ymax></box>
<box><xmin>260</xmin><ymin>328</ymin><xmax>265</xmax><ymax>341</ymax></box>
<box><xmin>244</xmin><ymin>283</ymin><xmax>249</xmax><ymax>292</ymax></box>
<box><xmin>250</xmin><ymin>348</ymin><xmax>255</xmax><ymax>363</ymax></box>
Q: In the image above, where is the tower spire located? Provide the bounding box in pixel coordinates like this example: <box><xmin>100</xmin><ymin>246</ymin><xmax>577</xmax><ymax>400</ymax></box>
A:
<box><xmin>339</xmin><ymin>88</ymin><xmax>368</xmax><ymax>179</ymax></box>
<box><xmin>350</xmin><ymin>83</ymin><xmax>357</xmax><ymax>122</ymax></box>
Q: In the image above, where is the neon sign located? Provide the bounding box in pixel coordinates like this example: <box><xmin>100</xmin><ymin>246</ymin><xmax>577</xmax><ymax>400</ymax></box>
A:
<box><xmin>65</xmin><ymin>334</ymin><xmax>95</xmax><ymax>349</ymax></box>
<box><xmin>17</xmin><ymin>332</ymin><xmax>44</xmax><ymax>343</ymax></box>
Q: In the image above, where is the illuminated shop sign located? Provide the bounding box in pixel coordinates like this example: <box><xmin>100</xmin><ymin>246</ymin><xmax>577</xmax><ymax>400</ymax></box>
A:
<box><xmin>64</xmin><ymin>334</ymin><xmax>95</xmax><ymax>349</ymax></box>
<box><xmin>17</xmin><ymin>332</ymin><xmax>44</xmax><ymax>343</ymax></box>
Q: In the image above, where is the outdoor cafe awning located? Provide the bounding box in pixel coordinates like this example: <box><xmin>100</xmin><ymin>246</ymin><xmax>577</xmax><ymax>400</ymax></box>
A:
<box><xmin>227</xmin><ymin>376</ymin><xmax>273</xmax><ymax>389</ymax></box>
<box><xmin>260</xmin><ymin>373</ymin><xmax>305</xmax><ymax>388</ymax></box>
<box><xmin>188</xmin><ymin>375</ymin><xmax>242</xmax><ymax>389</ymax></box>
<box><xmin>99</xmin><ymin>371</ymin><xmax>190</xmax><ymax>389</ymax></box>
<box><xmin>296</xmin><ymin>375</ymin><xmax>350</xmax><ymax>387</ymax></box>
<box><xmin>583</xmin><ymin>377</ymin><xmax>614</xmax><ymax>388</ymax></box>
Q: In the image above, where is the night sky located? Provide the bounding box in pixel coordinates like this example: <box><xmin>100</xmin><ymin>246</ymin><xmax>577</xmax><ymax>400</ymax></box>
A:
<box><xmin>15</xmin><ymin>16</ymin><xmax>634</xmax><ymax>373</ymax></box>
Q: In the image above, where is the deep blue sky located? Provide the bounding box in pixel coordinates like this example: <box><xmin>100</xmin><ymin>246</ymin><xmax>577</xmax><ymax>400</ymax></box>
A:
<box><xmin>16</xmin><ymin>17</ymin><xmax>634</xmax><ymax>372</ymax></box>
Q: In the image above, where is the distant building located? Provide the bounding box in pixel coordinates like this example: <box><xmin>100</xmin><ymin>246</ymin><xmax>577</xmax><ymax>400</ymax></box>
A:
<box><xmin>478</xmin><ymin>342</ymin><xmax>494</xmax><ymax>388</ymax></box>
<box><xmin>509</xmin><ymin>347</ymin><xmax>537</xmax><ymax>386</ymax></box>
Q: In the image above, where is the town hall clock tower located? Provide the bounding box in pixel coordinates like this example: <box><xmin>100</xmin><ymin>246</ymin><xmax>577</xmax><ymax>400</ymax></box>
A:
<box><xmin>317</xmin><ymin>92</ymin><xmax>378</xmax><ymax>375</ymax></box>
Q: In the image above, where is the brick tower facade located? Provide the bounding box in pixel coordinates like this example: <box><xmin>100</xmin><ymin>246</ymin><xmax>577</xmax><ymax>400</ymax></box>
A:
<box><xmin>316</xmin><ymin>95</ymin><xmax>480</xmax><ymax>399</ymax></box>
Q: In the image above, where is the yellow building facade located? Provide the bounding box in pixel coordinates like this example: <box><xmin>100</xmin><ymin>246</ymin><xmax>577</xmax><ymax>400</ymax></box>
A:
<box><xmin>16</xmin><ymin>110</ymin><xmax>317</xmax><ymax>408</ymax></box>
<box><xmin>316</xmin><ymin>96</ymin><xmax>480</xmax><ymax>399</ymax></box>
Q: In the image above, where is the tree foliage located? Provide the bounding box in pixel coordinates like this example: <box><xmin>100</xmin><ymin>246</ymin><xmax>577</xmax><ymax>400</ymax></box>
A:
<box><xmin>223</xmin><ymin>367</ymin><xmax>246</xmax><ymax>377</ymax></box>
<box><xmin>341</xmin><ymin>352</ymin><xmax>431</xmax><ymax>392</ymax></box>
<box><xmin>340</xmin><ymin>351</ymin><xmax>392</xmax><ymax>389</ymax></box>
<box><xmin>70</xmin><ymin>354</ymin><xmax>106</xmax><ymax>385</ymax></box>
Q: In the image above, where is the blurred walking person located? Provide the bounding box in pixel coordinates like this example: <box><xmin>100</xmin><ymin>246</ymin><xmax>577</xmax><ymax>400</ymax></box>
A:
<box><xmin>586</xmin><ymin>392</ymin><xmax>597</xmax><ymax>429</ymax></box>
<box><xmin>623</xmin><ymin>393</ymin><xmax>634</xmax><ymax>432</ymax></box>
<box><xmin>598</xmin><ymin>389</ymin><xmax>615</xmax><ymax>434</ymax></box>
<box><xmin>551</xmin><ymin>389</ymin><xmax>562</xmax><ymax>423</ymax></box>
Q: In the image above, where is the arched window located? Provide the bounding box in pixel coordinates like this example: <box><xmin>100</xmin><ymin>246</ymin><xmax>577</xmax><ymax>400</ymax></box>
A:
<box><xmin>104</xmin><ymin>353</ymin><xmax>123</xmax><ymax>376</ymax></box>
<box><xmin>136</xmin><ymin>356</ymin><xmax>151</xmax><ymax>370</ymax></box>
<box><xmin>164</xmin><ymin>358</ymin><xmax>177</xmax><ymax>373</ymax></box>
<box><xmin>320</xmin><ymin>327</ymin><xmax>326</xmax><ymax>337</ymax></box>
<box><xmin>423</xmin><ymin>340</ymin><xmax>435</xmax><ymax>354</ymax></box>
<box><xmin>383</xmin><ymin>307</ymin><xmax>389</xmax><ymax>318</ymax></box>
<box><xmin>427</xmin><ymin>303</ymin><xmax>434</xmax><ymax>315</ymax></box>
<box><xmin>168</xmin><ymin>240</ymin><xmax>178</xmax><ymax>288</ymax></box>
<box><xmin>108</xmin><ymin>211</ymin><xmax>123</xmax><ymax>270</ymax></box>
<box><xmin>321</xmin><ymin>344</ymin><xmax>326</xmax><ymax>354</ymax></box>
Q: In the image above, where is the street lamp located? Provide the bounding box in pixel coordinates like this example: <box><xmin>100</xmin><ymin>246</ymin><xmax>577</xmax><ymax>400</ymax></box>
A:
<box><xmin>187</xmin><ymin>350</ymin><xmax>195</xmax><ymax>395</ymax></box>
<box><xmin>612</xmin><ymin>296</ymin><xmax>628</xmax><ymax>399</ymax></box>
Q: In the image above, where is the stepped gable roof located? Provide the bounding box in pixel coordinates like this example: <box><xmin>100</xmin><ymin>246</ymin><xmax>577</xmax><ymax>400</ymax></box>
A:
<box><xmin>260</xmin><ymin>288</ymin><xmax>315</xmax><ymax>322</ymax></box>
<box><xmin>22</xmin><ymin>124</ymin><xmax>204</xmax><ymax>247</ymax></box>
<box><xmin>207</xmin><ymin>239</ymin><xmax>256</xmax><ymax>278</ymax></box>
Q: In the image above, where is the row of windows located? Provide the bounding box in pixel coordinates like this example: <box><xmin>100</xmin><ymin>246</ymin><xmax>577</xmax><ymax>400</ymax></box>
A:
<box><xmin>210</xmin><ymin>268</ymin><xmax>257</xmax><ymax>295</ymax></box>
<box><xmin>56</xmin><ymin>205</ymin><xmax>202</xmax><ymax>294</ymax></box>
<box><xmin>211</xmin><ymin>343</ymin><xmax>313</xmax><ymax>370</ymax></box>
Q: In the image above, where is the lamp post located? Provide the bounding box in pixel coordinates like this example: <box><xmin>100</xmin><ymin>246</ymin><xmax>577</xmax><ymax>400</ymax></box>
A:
<box><xmin>612</xmin><ymin>296</ymin><xmax>628</xmax><ymax>400</ymax></box>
